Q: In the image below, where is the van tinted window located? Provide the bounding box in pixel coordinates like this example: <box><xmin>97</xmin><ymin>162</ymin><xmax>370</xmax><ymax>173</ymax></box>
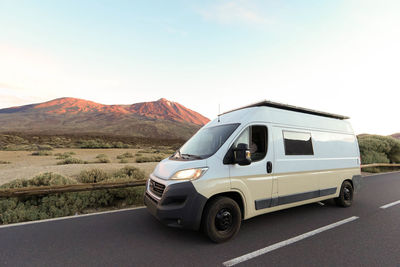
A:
<box><xmin>283</xmin><ymin>131</ymin><xmax>314</xmax><ymax>155</ymax></box>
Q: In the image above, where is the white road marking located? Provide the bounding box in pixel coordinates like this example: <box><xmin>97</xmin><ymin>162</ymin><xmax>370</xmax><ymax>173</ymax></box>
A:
<box><xmin>223</xmin><ymin>216</ymin><xmax>359</xmax><ymax>267</ymax></box>
<box><xmin>380</xmin><ymin>200</ymin><xmax>400</xmax><ymax>209</ymax></box>
<box><xmin>0</xmin><ymin>206</ymin><xmax>145</xmax><ymax>229</ymax></box>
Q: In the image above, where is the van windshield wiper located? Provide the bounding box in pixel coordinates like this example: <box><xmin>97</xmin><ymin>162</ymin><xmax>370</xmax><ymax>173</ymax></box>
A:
<box><xmin>181</xmin><ymin>153</ymin><xmax>202</xmax><ymax>160</ymax></box>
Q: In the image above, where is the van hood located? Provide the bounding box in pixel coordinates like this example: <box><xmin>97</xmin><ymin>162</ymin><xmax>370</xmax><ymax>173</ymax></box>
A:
<box><xmin>153</xmin><ymin>158</ymin><xmax>208</xmax><ymax>180</ymax></box>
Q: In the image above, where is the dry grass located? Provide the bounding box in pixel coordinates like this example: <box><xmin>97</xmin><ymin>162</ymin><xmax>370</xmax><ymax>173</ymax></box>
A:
<box><xmin>0</xmin><ymin>148</ymin><xmax>159</xmax><ymax>185</ymax></box>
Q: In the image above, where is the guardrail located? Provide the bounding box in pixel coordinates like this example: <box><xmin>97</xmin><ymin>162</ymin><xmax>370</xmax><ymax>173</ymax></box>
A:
<box><xmin>0</xmin><ymin>163</ymin><xmax>399</xmax><ymax>198</ymax></box>
<box><xmin>0</xmin><ymin>180</ymin><xmax>147</xmax><ymax>198</ymax></box>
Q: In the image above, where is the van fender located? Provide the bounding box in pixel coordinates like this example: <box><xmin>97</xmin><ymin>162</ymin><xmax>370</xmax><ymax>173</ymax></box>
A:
<box><xmin>230</xmin><ymin>178</ymin><xmax>255</xmax><ymax>219</ymax></box>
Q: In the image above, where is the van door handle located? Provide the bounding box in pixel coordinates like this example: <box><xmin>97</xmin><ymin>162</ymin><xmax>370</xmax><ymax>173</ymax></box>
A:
<box><xmin>267</xmin><ymin>161</ymin><xmax>272</xmax><ymax>173</ymax></box>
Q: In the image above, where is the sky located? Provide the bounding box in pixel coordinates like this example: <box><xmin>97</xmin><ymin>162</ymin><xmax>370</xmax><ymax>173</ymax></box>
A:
<box><xmin>0</xmin><ymin>0</ymin><xmax>399</xmax><ymax>135</ymax></box>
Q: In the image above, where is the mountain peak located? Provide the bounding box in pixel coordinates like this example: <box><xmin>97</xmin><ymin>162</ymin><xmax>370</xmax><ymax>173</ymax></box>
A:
<box><xmin>0</xmin><ymin>97</ymin><xmax>210</xmax><ymax>126</ymax></box>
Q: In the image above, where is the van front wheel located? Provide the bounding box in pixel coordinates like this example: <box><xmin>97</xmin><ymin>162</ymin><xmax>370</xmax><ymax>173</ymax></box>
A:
<box><xmin>335</xmin><ymin>181</ymin><xmax>354</xmax><ymax>207</ymax></box>
<box><xmin>202</xmin><ymin>196</ymin><xmax>241</xmax><ymax>243</ymax></box>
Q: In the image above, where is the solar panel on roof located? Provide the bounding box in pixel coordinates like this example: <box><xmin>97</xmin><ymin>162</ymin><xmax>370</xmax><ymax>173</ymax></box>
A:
<box><xmin>220</xmin><ymin>100</ymin><xmax>349</xmax><ymax>120</ymax></box>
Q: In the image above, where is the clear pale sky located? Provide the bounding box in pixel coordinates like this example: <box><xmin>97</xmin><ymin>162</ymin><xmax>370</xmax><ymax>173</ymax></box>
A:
<box><xmin>0</xmin><ymin>0</ymin><xmax>399</xmax><ymax>135</ymax></box>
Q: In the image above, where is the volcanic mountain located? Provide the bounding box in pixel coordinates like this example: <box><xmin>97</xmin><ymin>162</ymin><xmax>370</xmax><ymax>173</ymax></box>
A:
<box><xmin>0</xmin><ymin>97</ymin><xmax>210</xmax><ymax>139</ymax></box>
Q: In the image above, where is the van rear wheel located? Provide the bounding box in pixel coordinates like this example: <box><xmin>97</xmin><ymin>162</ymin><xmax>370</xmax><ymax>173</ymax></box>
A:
<box><xmin>335</xmin><ymin>181</ymin><xmax>354</xmax><ymax>207</ymax></box>
<box><xmin>202</xmin><ymin>196</ymin><xmax>241</xmax><ymax>243</ymax></box>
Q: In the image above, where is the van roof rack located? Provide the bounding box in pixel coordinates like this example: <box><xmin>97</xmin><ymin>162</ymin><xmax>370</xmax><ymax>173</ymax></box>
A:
<box><xmin>220</xmin><ymin>100</ymin><xmax>349</xmax><ymax>120</ymax></box>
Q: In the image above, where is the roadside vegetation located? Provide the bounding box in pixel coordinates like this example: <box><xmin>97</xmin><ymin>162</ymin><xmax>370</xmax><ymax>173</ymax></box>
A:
<box><xmin>0</xmin><ymin>133</ymin><xmax>183</xmax><ymax>151</ymax></box>
<box><xmin>31</xmin><ymin>151</ymin><xmax>53</xmax><ymax>156</ymax></box>
<box><xmin>0</xmin><ymin>167</ymin><xmax>146</xmax><ymax>224</ymax></box>
<box><xmin>95</xmin><ymin>154</ymin><xmax>111</xmax><ymax>163</ymax></box>
<box><xmin>358</xmin><ymin>135</ymin><xmax>400</xmax><ymax>173</ymax></box>
<box><xmin>116</xmin><ymin>152</ymin><xmax>134</xmax><ymax>163</ymax></box>
<box><xmin>55</xmin><ymin>152</ymin><xmax>76</xmax><ymax>159</ymax></box>
<box><xmin>0</xmin><ymin>160</ymin><xmax>10</xmax><ymax>164</ymax></box>
<box><xmin>57</xmin><ymin>157</ymin><xmax>88</xmax><ymax>165</ymax></box>
<box><xmin>136</xmin><ymin>155</ymin><xmax>166</xmax><ymax>163</ymax></box>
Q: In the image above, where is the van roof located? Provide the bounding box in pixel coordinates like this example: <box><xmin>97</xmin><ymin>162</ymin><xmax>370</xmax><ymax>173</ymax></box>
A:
<box><xmin>220</xmin><ymin>100</ymin><xmax>349</xmax><ymax>120</ymax></box>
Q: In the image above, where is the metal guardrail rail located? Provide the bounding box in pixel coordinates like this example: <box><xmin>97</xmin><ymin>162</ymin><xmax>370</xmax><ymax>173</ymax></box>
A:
<box><xmin>0</xmin><ymin>164</ymin><xmax>399</xmax><ymax>198</ymax></box>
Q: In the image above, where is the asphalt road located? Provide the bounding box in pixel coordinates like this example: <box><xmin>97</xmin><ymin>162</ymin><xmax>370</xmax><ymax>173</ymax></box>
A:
<box><xmin>1</xmin><ymin>172</ymin><xmax>400</xmax><ymax>267</ymax></box>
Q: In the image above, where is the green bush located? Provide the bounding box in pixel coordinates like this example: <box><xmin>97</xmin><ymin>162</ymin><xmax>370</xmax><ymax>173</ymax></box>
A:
<box><xmin>31</xmin><ymin>151</ymin><xmax>52</xmax><ymax>156</ymax></box>
<box><xmin>135</xmin><ymin>155</ymin><xmax>165</xmax><ymax>163</ymax></box>
<box><xmin>0</xmin><ymin>169</ymin><xmax>146</xmax><ymax>224</ymax></box>
<box><xmin>358</xmin><ymin>135</ymin><xmax>400</xmax><ymax>164</ymax></box>
<box><xmin>57</xmin><ymin>157</ymin><xmax>87</xmax><ymax>165</ymax></box>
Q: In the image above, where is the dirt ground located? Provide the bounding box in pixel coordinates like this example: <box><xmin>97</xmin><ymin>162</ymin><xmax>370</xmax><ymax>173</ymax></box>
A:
<box><xmin>0</xmin><ymin>148</ymin><xmax>162</xmax><ymax>185</ymax></box>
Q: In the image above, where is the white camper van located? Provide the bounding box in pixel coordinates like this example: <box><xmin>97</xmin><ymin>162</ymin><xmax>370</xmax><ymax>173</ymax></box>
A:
<box><xmin>144</xmin><ymin>101</ymin><xmax>362</xmax><ymax>243</ymax></box>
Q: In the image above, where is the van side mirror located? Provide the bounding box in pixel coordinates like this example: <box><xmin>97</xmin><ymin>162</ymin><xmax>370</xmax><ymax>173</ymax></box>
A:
<box><xmin>234</xmin><ymin>143</ymin><xmax>251</xmax><ymax>166</ymax></box>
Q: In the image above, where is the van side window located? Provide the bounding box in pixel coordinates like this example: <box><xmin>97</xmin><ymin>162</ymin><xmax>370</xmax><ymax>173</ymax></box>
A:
<box><xmin>233</xmin><ymin>125</ymin><xmax>268</xmax><ymax>162</ymax></box>
<box><xmin>283</xmin><ymin>131</ymin><xmax>314</xmax><ymax>155</ymax></box>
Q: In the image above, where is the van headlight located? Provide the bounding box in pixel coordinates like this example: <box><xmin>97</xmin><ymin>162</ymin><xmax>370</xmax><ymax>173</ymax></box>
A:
<box><xmin>170</xmin><ymin>168</ymin><xmax>208</xmax><ymax>181</ymax></box>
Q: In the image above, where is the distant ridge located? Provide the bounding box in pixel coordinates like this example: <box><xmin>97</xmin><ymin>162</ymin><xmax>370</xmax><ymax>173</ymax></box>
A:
<box><xmin>0</xmin><ymin>97</ymin><xmax>210</xmax><ymax>139</ymax></box>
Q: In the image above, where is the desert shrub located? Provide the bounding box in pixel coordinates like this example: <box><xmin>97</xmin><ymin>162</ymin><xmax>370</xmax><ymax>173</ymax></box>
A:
<box><xmin>36</xmin><ymin>145</ymin><xmax>53</xmax><ymax>151</ymax></box>
<box><xmin>3</xmin><ymin>144</ymin><xmax>37</xmax><ymax>151</ymax></box>
<box><xmin>55</xmin><ymin>152</ymin><xmax>76</xmax><ymax>159</ymax></box>
<box><xmin>119</xmin><ymin>159</ymin><xmax>128</xmax><ymax>163</ymax></box>
<box><xmin>57</xmin><ymin>157</ymin><xmax>87</xmax><ymax>165</ymax></box>
<box><xmin>0</xmin><ymin>173</ymin><xmax>76</xmax><ymax>189</ymax></box>
<box><xmin>79</xmin><ymin>139</ymin><xmax>112</xmax><ymax>149</ymax></box>
<box><xmin>77</xmin><ymin>167</ymin><xmax>145</xmax><ymax>183</ymax></box>
<box><xmin>138</xmin><ymin>149</ymin><xmax>153</xmax><ymax>153</ymax></box>
<box><xmin>135</xmin><ymin>153</ymin><xmax>143</xmax><ymax>157</ymax></box>
<box><xmin>0</xmin><ymin>169</ymin><xmax>146</xmax><ymax>224</ymax></box>
<box><xmin>112</xmin><ymin>166</ymin><xmax>146</xmax><ymax>180</ymax></box>
<box><xmin>77</xmin><ymin>169</ymin><xmax>110</xmax><ymax>183</ymax></box>
<box><xmin>0</xmin><ymin>160</ymin><xmax>10</xmax><ymax>164</ymax></box>
<box><xmin>31</xmin><ymin>151</ymin><xmax>52</xmax><ymax>156</ymax></box>
<box><xmin>95</xmin><ymin>154</ymin><xmax>111</xmax><ymax>163</ymax></box>
<box><xmin>78</xmin><ymin>139</ymin><xmax>130</xmax><ymax>149</ymax></box>
<box><xmin>136</xmin><ymin>155</ymin><xmax>165</xmax><ymax>163</ymax></box>
<box><xmin>116</xmin><ymin>152</ymin><xmax>134</xmax><ymax>159</ymax></box>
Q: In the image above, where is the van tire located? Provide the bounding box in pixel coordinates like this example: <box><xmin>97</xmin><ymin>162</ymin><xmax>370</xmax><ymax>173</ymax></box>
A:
<box><xmin>335</xmin><ymin>181</ymin><xmax>354</xmax><ymax>207</ymax></box>
<box><xmin>202</xmin><ymin>196</ymin><xmax>241</xmax><ymax>243</ymax></box>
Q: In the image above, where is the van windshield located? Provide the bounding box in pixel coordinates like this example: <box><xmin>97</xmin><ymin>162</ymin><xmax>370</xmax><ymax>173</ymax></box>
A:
<box><xmin>173</xmin><ymin>123</ymin><xmax>240</xmax><ymax>160</ymax></box>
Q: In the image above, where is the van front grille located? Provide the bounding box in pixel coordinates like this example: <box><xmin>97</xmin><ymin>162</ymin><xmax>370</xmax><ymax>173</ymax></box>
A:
<box><xmin>149</xmin><ymin>179</ymin><xmax>165</xmax><ymax>198</ymax></box>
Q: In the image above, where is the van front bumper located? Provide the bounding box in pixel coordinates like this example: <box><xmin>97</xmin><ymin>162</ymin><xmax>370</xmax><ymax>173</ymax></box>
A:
<box><xmin>144</xmin><ymin>180</ymin><xmax>207</xmax><ymax>230</ymax></box>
